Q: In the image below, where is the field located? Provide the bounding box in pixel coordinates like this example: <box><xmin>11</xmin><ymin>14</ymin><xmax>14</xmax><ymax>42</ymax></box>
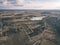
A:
<box><xmin>0</xmin><ymin>10</ymin><xmax>60</xmax><ymax>45</ymax></box>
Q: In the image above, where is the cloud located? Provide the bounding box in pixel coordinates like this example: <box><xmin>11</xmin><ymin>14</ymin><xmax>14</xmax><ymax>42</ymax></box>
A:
<box><xmin>0</xmin><ymin>0</ymin><xmax>60</xmax><ymax>9</ymax></box>
<box><xmin>22</xmin><ymin>1</ymin><xmax>60</xmax><ymax>9</ymax></box>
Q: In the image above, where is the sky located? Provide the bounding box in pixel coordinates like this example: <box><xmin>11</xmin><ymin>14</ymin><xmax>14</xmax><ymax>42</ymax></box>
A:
<box><xmin>0</xmin><ymin>0</ymin><xmax>60</xmax><ymax>9</ymax></box>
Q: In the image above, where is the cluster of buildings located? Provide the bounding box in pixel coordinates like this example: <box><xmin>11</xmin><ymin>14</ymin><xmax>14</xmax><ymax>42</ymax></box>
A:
<box><xmin>0</xmin><ymin>12</ymin><xmax>45</xmax><ymax>42</ymax></box>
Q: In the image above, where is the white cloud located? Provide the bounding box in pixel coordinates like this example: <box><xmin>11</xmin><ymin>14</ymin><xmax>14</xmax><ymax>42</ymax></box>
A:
<box><xmin>0</xmin><ymin>0</ymin><xmax>60</xmax><ymax>9</ymax></box>
<box><xmin>16</xmin><ymin>0</ymin><xmax>24</xmax><ymax>5</ymax></box>
<box><xmin>22</xmin><ymin>1</ymin><xmax>60</xmax><ymax>9</ymax></box>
